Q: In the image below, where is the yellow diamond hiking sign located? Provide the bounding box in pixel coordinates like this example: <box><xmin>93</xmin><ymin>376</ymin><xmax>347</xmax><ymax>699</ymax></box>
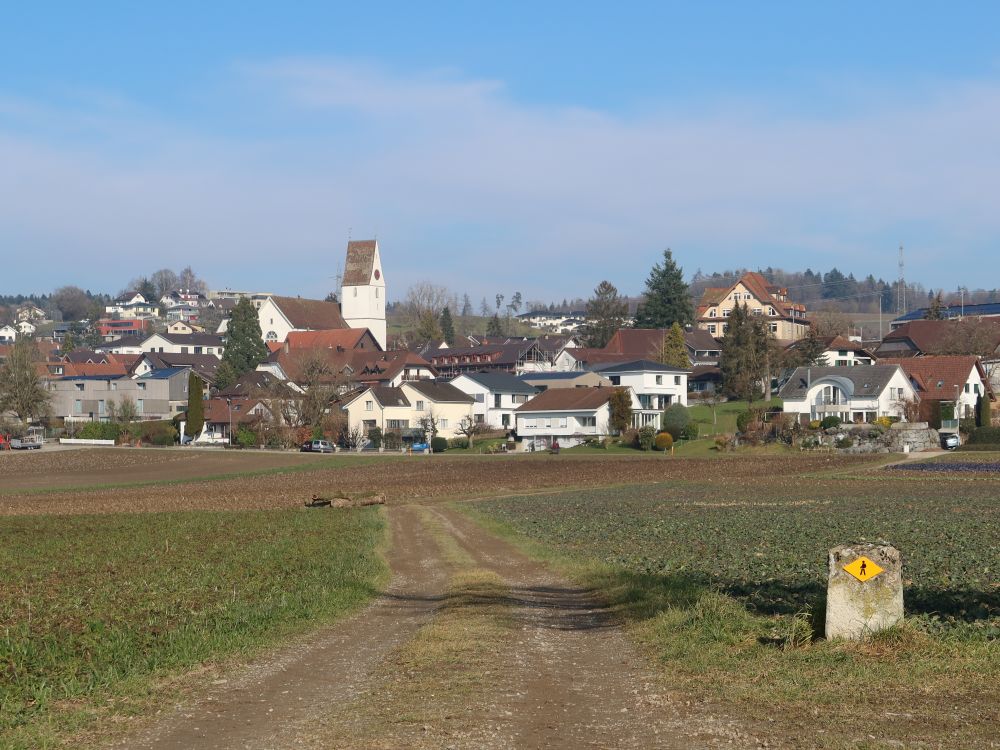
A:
<box><xmin>843</xmin><ymin>556</ymin><xmax>884</xmax><ymax>582</ymax></box>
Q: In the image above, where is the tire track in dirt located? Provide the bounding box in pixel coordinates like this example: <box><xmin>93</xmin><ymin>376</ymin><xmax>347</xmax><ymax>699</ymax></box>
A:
<box><xmin>425</xmin><ymin>505</ymin><xmax>757</xmax><ymax>749</ymax></box>
<box><xmin>115</xmin><ymin>505</ymin><xmax>447</xmax><ymax>750</ymax></box>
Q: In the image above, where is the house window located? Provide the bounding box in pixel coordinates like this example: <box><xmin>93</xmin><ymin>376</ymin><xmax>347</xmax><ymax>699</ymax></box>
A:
<box><xmin>579</xmin><ymin>416</ymin><xmax>596</xmax><ymax>428</ymax></box>
<box><xmin>365</xmin><ymin>400</ymin><xmax>373</xmax><ymax>411</ymax></box>
<box><xmin>709</xmin><ymin>309</ymin><xmax>717</xmax><ymax>318</ymax></box>
<box><xmin>501</xmin><ymin>414</ymin><xmax>510</xmax><ymax>426</ymax></box>
<box><xmin>559</xmin><ymin>417</ymin><xmax>567</xmax><ymax>428</ymax></box>
<box><xmin>439</xmin><ymin>419</ymin><xmax>449</xmax><ymax>429</ymax></box>
<box><xmin>964</xmin><ymin>384</ymin><xmax>970</xmax><ymax>393</ymax></box>
<box><xmin>137</xmin><ymin>399</ymin><xmax>144</xmax><ymax>414</ymax></box>
<box><xmin>494</xmin><ymin>394</ymin><xmax>502</xmax><ymax>408</ymax></box>
<box><xmin>722</xmin><ymin>324</ymin><xmax>729</xmax><ymax>333</ymax></box>
<box><xmin>722</xmin><ymin>309</ymin><xmax>731</xmax><ymax>317</ymax></box>
<box><xmin>74</xmin><ymin>399</ymin><xmax>82</xmax><ymax>414</ymax></box>
<box><xmin>655</xmin><ymin>375</ymin><xmax>663</xmax><ymax>385</ymax></box>
<box><xmin>674</xmin><ymin>375</ymin><xmax>681</xmax><ymax>385</ymax></box>
<box><xmin>180</xmin><ymin>347</ymin><xmax>188</xmax><ymax>354</ymax></box>
<box><xmin>475</xmin><ymin>414</ymin><xmax>485</xmax><ymax>424</ymax></box>
<box><xmin>609</xmin><ymin>376</ymin><xmax>620</xmax><ymax>385</ymax></box>
<box><xmin>974</xmin><ymin>384</ymin><xmax>981</xmax><ymax>394</ymax></box>
<box><xmin>194</xmin><ymin>347</ymin><xmax>203</xmax><ymax>354</ymax></box>
<box><xmin>416</xmin><ymin>400</ymin><xmax>425</xmax><ymax>411</ymax></box>
<box><xmin>708</xmin><ymin>324</ymin><xmax>716</xmax><ymax>335</ymax></box>
<box><xmin>512</xmin><ymin>394</ymin><xmax>528</xmax><ymax>404</ymax></box>
<box><xmin>768</xmin><ymin>307</ymin><xmax>776</xmax><ymax>316</ymax></box>
<box><xmin>544</xmin><ymin>418</ymin><xmax>552</xmax><ymax>428</ymax></box>
<box><xmin>76</xmin><ymin>383</ymin><xmax>84</xmax><ymax>391</ymax></box>
<box><xmin>387</xmin><ymin>419</ymin><xmax>408</xmax><ymax>429</ymax></box>
<box><xmin>110</xmin><ymin>382</ymin><xmax>117</xmax><ymax>391</ymax></box>
<box><xmin>137</xmin><ymin>382</ymin><xmax>146</xmax><ymax>390</ymax></box>
<box><xmin>769</xmin><ymin>323</ymin><xmax>778</xmax><ymax>333</ymax></box>
<box><xmin>474</xmin><ymin>393</ymin><xmax>485</xmax><ymax>402</ymax></box>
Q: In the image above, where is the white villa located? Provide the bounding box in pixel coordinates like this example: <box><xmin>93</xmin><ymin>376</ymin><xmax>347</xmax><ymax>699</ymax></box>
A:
<box><xmin>779</xmin><ymin>365</ymin><xmax>916</xmax><ymax>424</ymax></box>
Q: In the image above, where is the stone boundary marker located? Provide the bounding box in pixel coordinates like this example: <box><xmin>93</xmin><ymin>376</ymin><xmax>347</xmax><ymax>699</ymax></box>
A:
<box><xmin>826</xmin><ymin>543</ymin><xmax>903</xmax><ymax>640</ymax></box>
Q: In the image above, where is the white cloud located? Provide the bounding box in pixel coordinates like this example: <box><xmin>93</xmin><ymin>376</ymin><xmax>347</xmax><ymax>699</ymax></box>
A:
<box><xmin>1</xmin><ymin>61</ymin><xmax>999</xmax><ymax>298</ymax></box>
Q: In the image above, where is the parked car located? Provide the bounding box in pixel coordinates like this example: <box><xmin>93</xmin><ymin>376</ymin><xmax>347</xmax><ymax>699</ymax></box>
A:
<box><xmin>300</xmin><ymin>439</ymin><xmax>334</xmax><ymax>453</ymax></box>
<box><xmin>940</xmin><ymin>433</ymin><xmax>960</xmax><ymax>450</ymax></box>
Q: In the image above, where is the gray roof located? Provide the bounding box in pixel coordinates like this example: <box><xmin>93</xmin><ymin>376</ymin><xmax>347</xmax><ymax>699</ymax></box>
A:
<box><xmin>591</xmin><ymin>359</ymin><xmax>690</xmax><ymax>374</ymax></box>
<box><xmin>456</xmin><ymin>371</ymin><xmax>538</xmax><ymax>394</ymax></box>
<box><xmin>517</xmin><ymin>371</ymin><xmax>595</xmax><ymax>381</ymax></box>
<box><xmin>406</xmin><ymin>380</ymin><xmax>475</xmax><ymax>403</ymax></box>
<box><xmin>778</xmin><ymin>365</ymin><xmax>901</xmax><ymax>400</ymax></box>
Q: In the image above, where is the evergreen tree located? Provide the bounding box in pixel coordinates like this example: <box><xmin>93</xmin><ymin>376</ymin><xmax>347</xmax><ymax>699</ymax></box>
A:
<box><xmin>415</xmin><ymin>310</ymin><xmax>443</xmax><ymax>345</ymax></box>
<box><xmin>137</xmin><ymin>278</ymin><xmax>157</xmax><ymax>302</ymax></box>
<box><xmin>460</xmin><ymin>294</ymin><xmax>473</xmax><ymax>317</ymax></box>
<box><xmin>0</xmin><ymin>335</ymin><xmax>50</xmax><ymax>423</ymax></box>
<box><xmin>654</xmin><ymin>322</ymin><xmax>690</xmax><ymax>368</ymax></box>
<box><xmin>976</xmin><ymin>393</ymin><xmax>992</xmax><ymax>427</ymax></box>
<box><xmin>788</xmin><ymin>326</ymin><xmax>826</xmax><ymax>367</ymax></box>
<box><xmin>439</xmin><ymin>307</ymin><xmax>456</xmax><ymax>345</ymax></box>
<box><xmin>214</xmin><ymin>360</ymin><xmax>238</xmax><ymax>392</ymax></box>
<box><xmin>220</xmin><ymin>298</ymin><xmax>267</xmax><ymax>383</ymax></box>
<box><xmin>633</xmin><ymin>249</ymin><xmax>693</xmax><ymax>329</ymax></box>
<box><xmin>582</xmin><ymin>281</ymin><xmax>628</xmax><ymax>348</ymax></box>
<box><xmin>925</xmin><ymin>292</ymin><xmax>946</xmax><ymax>320</ymax></box>
<box><xmin>186</xmin><ymin>371</ymin><xmax>205</xmax><ymax>438</ymax></box>
<box><xmin>608</xmin><ymin>387</ymin><xmax>633</xmax><ymax>435</ymax></box>
<box><xmin>719</xmin><ymin>304</ymin><xmax>769</xmax><ymax>405</ymax></box>
<box><xmin>486</xmin><ymin>314</ymin><xmax>504</xmax><ymax>336</ymax></box>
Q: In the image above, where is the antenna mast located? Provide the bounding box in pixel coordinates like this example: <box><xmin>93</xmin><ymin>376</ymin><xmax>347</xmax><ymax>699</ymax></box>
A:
<box><xmin>897</xmin><ymin>244</ymin><xmax>906</xmax><ymax>315</ymax></box>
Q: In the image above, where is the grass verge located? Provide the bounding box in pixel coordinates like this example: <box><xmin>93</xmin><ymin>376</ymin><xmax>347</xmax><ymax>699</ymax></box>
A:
<box><xmin>0</xmin><ymin>507</ymin><xmax>387</xmax><ymax>749</ymax></box>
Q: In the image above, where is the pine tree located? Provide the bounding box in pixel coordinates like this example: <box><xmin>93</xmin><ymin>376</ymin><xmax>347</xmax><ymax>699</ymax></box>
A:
<box><xmin>633</xmin><ymin>249</ymin><xmax>693</xmax><ymax>329</ymax></box>
<box><xmin>0</xmin><ymin>334</ymin><xmax>49</xmax><ymax>424</ymax></box>
<box><xmin>461</xmin><ymin>294</ymin><xmax>473</xmax><ymax>317</ymax></box>
<box><xmin>654</xmin><ymin>323</ymin><xmax>690</xmax><ymax>368</ymax></box>
<box><xmin>186</xmin><ymin>371</ymin><xmax>204</xmax><ymax>438</ymax></box>
<box><xmin>439</xmin><ymin>307</ymin><xmax>456</xmax><ymax>345</ymax></box>
<box><xmin>486</xmin><ymin>314</ymin><xmax>504</xmax><ymax>336</ymax></box>
<box><xmin>221</xmin><ymin>298</ymin><xmax>267</xmax><ymax>383</ymax></box>
<box><xmin>925</xmin><ymin>292</ymin><xmax>946</xmax><ymax>320</ymax></box>
<box><xmin>719</xmin><ymin>304</ymin><xmax>769</xmax><ymax>405</ymax></box>
<box><xmin>582</xmin><ymin>281</ymin><xmax>628</xmax><ymax>348</ymax></box>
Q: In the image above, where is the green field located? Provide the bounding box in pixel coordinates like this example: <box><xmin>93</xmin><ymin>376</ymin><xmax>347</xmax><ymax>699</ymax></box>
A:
<box><xmin>466</xmin><ymin>471</ymin><xmax>999</xmax><ymax>746</ymax></box>
<box><xmin>0</xmin><ymin>508</ymin><xmax>386</xmax><ymax>749</ymax></box>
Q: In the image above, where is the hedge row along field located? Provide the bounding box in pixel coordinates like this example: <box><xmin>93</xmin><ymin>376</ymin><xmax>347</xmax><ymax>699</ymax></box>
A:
<box><xmin>0</xmin><ymin>508</ymin><xmax>386</xmax><ymax>749</ymax></box>
<box><xmin>470</xmin><ymin>474</ymin><xmax>999</xmax><ymax>747</ymax></box>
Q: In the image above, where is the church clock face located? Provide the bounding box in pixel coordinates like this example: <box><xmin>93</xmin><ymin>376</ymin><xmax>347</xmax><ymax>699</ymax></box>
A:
<box><xmin>374</xmin><ymin>269</ymin><xmax>381</xmax><ymax>280</ymax></box>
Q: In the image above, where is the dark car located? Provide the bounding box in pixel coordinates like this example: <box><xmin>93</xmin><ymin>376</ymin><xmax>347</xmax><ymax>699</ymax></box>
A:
<box><xmin>940</xmin><ymin>433</ymin><xmax>960</xmax><ymax>450</ymax></box>
<box><xmin>301</xmin><ymin>439</ymin><xmax>334</xmax><ymax>453</ymax></box>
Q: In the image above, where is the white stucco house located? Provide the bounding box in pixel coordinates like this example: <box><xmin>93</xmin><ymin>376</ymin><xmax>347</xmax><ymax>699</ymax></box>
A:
<box><xmin>341</xmin><ymin>380</ymin><xmax>474</xmax><ymax>441</ymax></box>
<box><xmin>450</xmin><ymin>372</ymin><xmax>539</xmax><ymax>430</ymax></box>
<box><xmin>514</xmin><ymin>386</ymin><xmax>641</xmax><ymax>450</ymax></box>
<box><xmin>0</xmin><ymin>325</ymin><xmax>17</xmax><ymax>343</ymax></box>
<box><xmin>879</xmin><ymin>356</ymin><xmax>994</xmax><ymax>423</ymax></box>
<box><xmin>591</xmin><ymin>359</ymin><xmax>690</xmax><ymax>426</ymax></box>
<box><xmin>142</xmin><ymin>333</ymin><xmax>226</xmax><ymax>358</ymax></box>
<box><xmin>779</xmin><ymin>365</ymin><xmax>916</xmax><ymax>424</ymax></box>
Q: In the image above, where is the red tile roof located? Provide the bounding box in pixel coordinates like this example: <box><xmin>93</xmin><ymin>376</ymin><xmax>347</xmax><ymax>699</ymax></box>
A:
<box><xmin>878</xmin><ymin>356</ymin><xmax>991</xmax><ymax>400</ymax></box>
<box><xmin>283</xmin><ymin>328</ymin><xmax>375</xmax><ymax>351</ymax></box>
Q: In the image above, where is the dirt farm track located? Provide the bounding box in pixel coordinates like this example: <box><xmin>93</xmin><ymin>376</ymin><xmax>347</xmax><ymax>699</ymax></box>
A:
<box><xmin>0</xmin><ymin>447</ymin><xmax>874</xmax><ymax>516</ymax></box>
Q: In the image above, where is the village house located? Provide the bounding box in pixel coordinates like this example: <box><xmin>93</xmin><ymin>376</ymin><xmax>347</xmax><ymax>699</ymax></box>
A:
<box><xmin>785</xmin><ymin>334</ymin><xmax>875</xmax><ymax>367</ymax></box>
<box><xmin>449</xmin><ymin>372</ymin><xmax>539</xmax><ymax>429</ymax></box>
<box><xmin>141</xmin><ymin>332</ymin><xmax>226</xmax><ymax>358</ymax></box>
<box><xmin>890</xmin><ymin>301</ymin><xmax>1000</xmax><ymax>330</ymax></box>
<box><xmin>195</xmin><ymin>397</ymin><xmax>272</xmax><ymax>444</ymax></box>
<box><xmin>590</xmin><ymin>359</ymin><xmax>689</xmax><ymax>426</ymax></box>
<box><xmin>47</xmin><ymin>367</ymin><xmax>202</xmax><ymax>422</ymax></box>
<box><xmin>105</xmin><ymin>292</ymin><xmax>158</xmax><ymax>320</ymax></box>
<box><xmin>0</xmin><ymin>325</ymin><xmax>16</xmax><ymax>343</ymax></box>
<box><xmin>96</xmin><ymin>318</ymin><xmax>149</xmax><ymax>342</ymax></box>
<box><xmin>514</xmin><ymin>386</ymin><xmax>642</xmax><ymax>451</ymax></box>
<box><xmin>341</xmin><ymin>380</ymin><xmax>474</xmax><ymax>441</ymax></box>
<box><xmin>779</xmin><ymin>365</ymin><xmax>916</xmax><ymax>424</ymax></box>
<box><xmin>696</xmin><ymin>272</ymin><xmax>809</xmax><ymax>341</ymax></box>
<box><xmin>879</xmin><ymin>356</ymin><xmax>994</xmax><ymax>423</ymax></box>
<box><xmin>16</xmin><ymin>303</ymin><xmax>47</xmax><ymax>323</ymax></box>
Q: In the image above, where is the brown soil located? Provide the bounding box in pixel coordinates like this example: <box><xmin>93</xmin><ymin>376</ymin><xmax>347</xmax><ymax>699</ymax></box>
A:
<box><xmin>0</xmin><ymin>449</ymin><xmax>876</xmax><ymax>516</ymax></box>
<box><xmin>110</xmin><ymin>504</ymin><xmax>750</xmax><ymax>750</ymax></box>
<box><xmin>0</xmin><ymin>447</ymin><xmax>320</xmax><ymax>492</ymax></box>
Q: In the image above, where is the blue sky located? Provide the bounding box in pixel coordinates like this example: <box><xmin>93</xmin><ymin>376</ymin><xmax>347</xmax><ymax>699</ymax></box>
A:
<box><xmin>2</xmin><ymin>2</ymin><xmax>999</xmax><ymax>302</ymax></box>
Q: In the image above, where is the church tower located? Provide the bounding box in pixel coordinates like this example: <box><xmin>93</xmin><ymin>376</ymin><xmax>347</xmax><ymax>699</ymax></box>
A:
<box><xmin>340</xmin><ymin>239</ymin><xmax>387</xmax><ymax>350</ymax></box>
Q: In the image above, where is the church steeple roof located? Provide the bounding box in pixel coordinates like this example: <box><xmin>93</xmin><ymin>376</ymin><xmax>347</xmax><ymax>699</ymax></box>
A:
<box><xmin>343</xmin><ymin>240</ymin><xmax>380</xmax><ymax>286</ymax></box>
